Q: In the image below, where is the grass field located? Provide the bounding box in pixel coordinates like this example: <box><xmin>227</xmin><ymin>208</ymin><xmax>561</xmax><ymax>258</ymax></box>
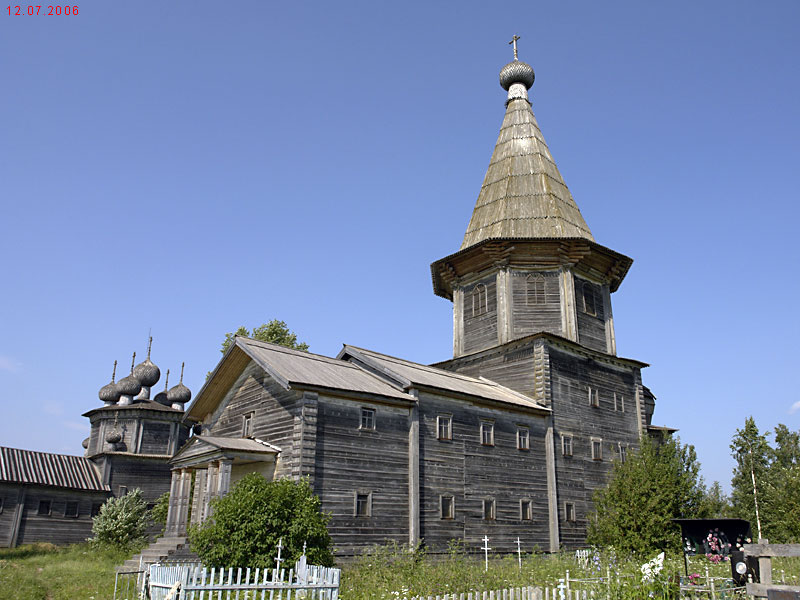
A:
<box><xmin>1</xmin><ymin>542</ymin><xmax>797</xmax><ymax>600</ymax></box>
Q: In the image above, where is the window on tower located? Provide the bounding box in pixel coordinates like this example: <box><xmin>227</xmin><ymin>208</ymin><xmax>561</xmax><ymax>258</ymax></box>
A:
<box><xmin>472</xmin><ymin>284</ymin><xmax>488</xmax><ymax>316</ymax></box>
<box><xmin>582</xmin><ymin>282</ymin><xmax>597</xmax><ymax>316</ymax></box>
<box><xmin>526</xmin><ymin>274</ymin><xmax>546</xmax><ymax>305</ymax></box>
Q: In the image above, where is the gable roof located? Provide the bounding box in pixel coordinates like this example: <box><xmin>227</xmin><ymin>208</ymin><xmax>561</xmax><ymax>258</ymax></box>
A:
<box><xmin>0</xmin><ymin>446</ymin><xmax>109</xmax><ymax>492</ymax></box>
<box><xmin>339</xmin><ymin>345</ymin><xmax>548</xmax><ymax>413</ymax></box>
<box><xmin>186</xmin><ymin>338</ymin><xmax>415</xmax><ymax>420</ymax></box>
<box><xmin>460</xmin><ymin>86</ymin><xmax>593</xmax><ymax>249</ymax></box>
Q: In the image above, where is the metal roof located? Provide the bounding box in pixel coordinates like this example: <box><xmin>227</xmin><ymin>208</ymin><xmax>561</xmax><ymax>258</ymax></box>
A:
<box><xmin>0</xmin><ymin>446</ymin><xmax>109</xmax><ymax>491</ymax></box>
<box><xmin>460</xmin><ymin>85</ymin><xmax>594</xmax><ymax>249</ymax></box>
<box><xmin>238</xmin><ymin>338</ymin><xmax>415</xmax><ymax>402</ymax></box>
<box><xmin>341</xmin><ymin>345</ymin><xmax>547</xmax><ymax>412</ymax></box>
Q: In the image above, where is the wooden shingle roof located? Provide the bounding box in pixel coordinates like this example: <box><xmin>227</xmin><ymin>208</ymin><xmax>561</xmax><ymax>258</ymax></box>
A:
<box><xmin>0</xmin><ymin>446</ymin><xmax>109</xmax><ymax>491</ymax></box>
<box><xmin>460</xmin><ymin>91</ymin><xmax>593</xmax><ymax>249</ymax></box>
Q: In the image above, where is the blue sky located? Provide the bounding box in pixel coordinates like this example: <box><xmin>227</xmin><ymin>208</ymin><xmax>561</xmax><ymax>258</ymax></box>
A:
<box><xmin>1</xmin><ymin>1</ymin><xmax>798</xmax><ymax>494</ymax></box>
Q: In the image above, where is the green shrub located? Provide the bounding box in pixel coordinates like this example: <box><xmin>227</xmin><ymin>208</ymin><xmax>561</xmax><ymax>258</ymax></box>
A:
<box><xmin>150</xmin><ymin>491</ymin><xmax>170</xmax><ymax>532</ymax></box>
<box><xmin>90</xmin><ymin>488</ymin><xmax>148</xmax><ymax>550</ymax></box>
<box><xmin>189</xmin><ymin>474</ymin><xmax>333</xmax><ymax>568</ymax></box>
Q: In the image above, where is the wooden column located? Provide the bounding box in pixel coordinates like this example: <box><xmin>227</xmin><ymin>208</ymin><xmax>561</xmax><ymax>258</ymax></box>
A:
<box><xmin>174</xmin><ymin>469</ymin><xmax>192</xmax><ymax>536</ymax></box>
<box><xmin>165</xmin><ymin>469</ymin><xmax>183</xmax><ymax>536</ymax></box>
<box><xmin>559</xmin><ymin>268</ymin><xmax>578</xmax><ymax>342</ymax></box>
<box><xmin>9</xmin><ymin>488</ymin><xmax>25</xmax><ymax>548</ymax></box>
<box><xmin>203</xmin><ymin>462</ymin><xmax>218</xmax><ymax>520</ymax></box>
<box><xmin>453</xmin><ymin>286</ymin><xmax>464</xmax><ymax>358</ymax></box>
<box><xmin>602</xmin><ymin>284</ymin><xmax>617</xmax><ymax>355</ymax></box>
<box><xmin>216</xmin><ymin>460</ymin><xmax>232</xmax><ymax>497</ymax></box>
<box><xmin>190</xmin><ymin>469</ymin><xmax>207</xmax><ymax>525</ymax></box>
<box><xmin>545</xmin><ymin>421</ymin><xmax>560</xmax><ymax>553</ymax></box>
<box><xmin>408</xmin><ymin>392</ymin><xmax>420</xmax><ymax>548</ymax></box>
<box><xmin>496</xmin><ymin>268</ymin><xmax>513</xmax><ymax>345</ymax></box>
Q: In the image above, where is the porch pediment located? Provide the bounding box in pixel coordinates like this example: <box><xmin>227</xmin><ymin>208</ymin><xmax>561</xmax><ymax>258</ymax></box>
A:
<box><xmin>170</xmin><ymin>435</ymin><xmax>280</xmax><ymax>469</ymax></box>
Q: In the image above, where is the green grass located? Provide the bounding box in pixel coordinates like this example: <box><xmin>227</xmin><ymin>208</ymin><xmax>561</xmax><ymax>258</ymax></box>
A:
<box><xmin>0</xmin><ymin>543</ymin><xmax>134</xmax><ymax>600</ymax></box>
<box><xmin>1</xmin><ymin>542</ymin><xmax>796</xmax><ymax>600</ymax></box>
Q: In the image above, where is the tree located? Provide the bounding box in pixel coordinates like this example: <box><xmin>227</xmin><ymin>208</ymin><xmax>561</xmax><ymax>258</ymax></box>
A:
<box><xmin>700</xmin><ymin>481</ymin><xmax>733</xmax><ymax>518</ymax></box>
<box><xmin>189</xmin><ymin>474</ymin><xmax>333</xmax><ymax>568</ymax></box>
<box><xmin>220</xmin><ymin>320</ymin><xmax>309</xmax><ymax>355</ymax></box>
<box><xmin>150</xmin><ymin>491</ymin><xmax>170</xmax><ymax>533</ymax></box>
<box><xmin>729</xmin><ymin>417</ymin><xmax>771</xmax><ymax>540</ymax></box>
<box><xmin>90</xmin><ymin>488</ymin><xmax>149</xmax><ymax>549</ymax></box>
<box><xmin>588</xmin><ymin>434</ymin><xmax>708</xmax><ymax>555</ymax></box>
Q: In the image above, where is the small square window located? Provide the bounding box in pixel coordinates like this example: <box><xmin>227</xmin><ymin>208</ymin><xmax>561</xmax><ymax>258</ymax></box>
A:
<box><xmin>38</xmin><ymin>500</ymin><xmax>51</xmax><ymax>516</ymax></box>
<box><xmin>360</xmin><ymin>408</ymin><xmax>376</xmax><ymax>431</ymax></box>
<box><xmin>91</xmin><ymin>502</ymin><xmax>103</xmax><ymax>517</ymax></box>
<box><xmin>517</xmin><ymin>427</ymin><xmax>529</xmax><ymax>450</ymax></box>
<box><xmin>65</xmin><ymin>501</ymin><xmax>79</xmax><ymax>518</ymax></box>
<box><xmin>483</xmin><ymin>498</ymin><xmax>495</xmax><ymax>521</ymax></box>
<box><xmin>520</xmin><ymin>499</ymin><xmax>532</xmax><ymax>521</ymax></box>
<box><xmin>618</xmin><ymin>444</ymin><xmax>627</xmax><ymax>463</ymax></box>
<box><xmin>118</xmin><ymin>485</ymin><xmax>128</xmax><ymax>496</ymax></box>
<box><xmin>437</xmin><ymin>415</ymin><xmax>452</xmax><ymax>441</ymax></box>
<box><xmin>440</xmin><ymin>495</ymin><xmax>455</xmax><ymax>520</ymax></box>
<box><xmin>565</xmin><ymin>502</ymin><xmax>576</xmax><ymax>522</ymax></box>
<box><xmin>591</xmin><ymin>438</ymin><xmax>603</xmax><ymax>461</ymax></box>
<box><xmin>588</xmin><ymin>387</ymin><xmax>599</xmax><ymax>408</ymax></box>
<box><xmin>562</xmin><ymin>435</ymin><xmax>573</xmax><ymax>457</ymax></box>
<box><xmin>480</xmin><ymin>421</ymin><xmax>494</xmax><ymax>446</ymax></box>
<box><xmin>242</xmin><ymin>413</ymin><xmax>253</xmax><ymax>437</ymax></box>
<box><xmin>355</xmin><ymin>492</ymin><xmax>371</xmax><ymax>517</ymax></box>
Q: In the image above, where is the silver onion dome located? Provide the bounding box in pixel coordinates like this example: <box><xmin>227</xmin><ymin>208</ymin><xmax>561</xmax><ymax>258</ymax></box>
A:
<box><xmin>105</xmin><ymin>429</ymin><xmax>122</xmax><ymax>444</ymax></box>
<box><xmin>116</xmin><ymin>373</ymin><xmax>142</xmax><ymax>396</ymax></box>
<box><xmin>499</xmin><ymin>60</ymin><xmax>535</xmax><ymax>91</ymax></box>
<box><xmin>98</xmin><ymin>381</ymin><xmax>121</xmax><ymax>405</ymax></box>
<box><xmin>167</xmin><ymin>382</ymin><xmax>191</xmax><ymax>406</ymax></box>
<box><xmin>133</xmin><ymin>358</ymin><xmax>160</xmax><ymax>387</ymax></box>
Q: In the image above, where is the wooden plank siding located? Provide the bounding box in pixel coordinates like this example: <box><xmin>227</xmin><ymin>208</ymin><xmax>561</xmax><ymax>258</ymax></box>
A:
<box><xmin>574</xmin><ymin>277</ymin><xmax>608</xmax><ymax>353</ymax></box>
<box><xmin>1</xmin><ymin>483</ymin><xmax>108</xmax><ymax>547</ymax></box>
<box><xmin>313</xmin><ymin>396</ymin><xmax>410</xmax><ymax>556</ymax></box>
<box><xmin>511</xmin><ymin>270</ymin><xmax>561</xmax><ymax>338</ymax></box>
<box><xmin>462</xmin><ymin>275</ymin><xmax>498</xmax><ymax>355</ymax></box>
<box><xmin>547</xmin><ymin>348</ymin><xmax>640</xmax><ymax>547</ymax></box>
<box><xmin>417</xmin><ymin>392</ymin><xmax>550</xmax><ymax>553</ymax></box>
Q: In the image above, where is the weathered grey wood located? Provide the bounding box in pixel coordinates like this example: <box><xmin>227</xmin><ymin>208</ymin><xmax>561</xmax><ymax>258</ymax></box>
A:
<box><xmin>746</xmin><ymin>583</ymin><xmax>800</xmax><ymax>597</ymax></box>
<box><xmin>409</xmin><ymin>396</ymin><xmax>420</xmax><ymax>547</ymax></box>
<box><xmin>744</xmin><ymin>543</ymin><xmax>800</xmax><ymax>558</ymax></box>
<box><xmin>545</xmin><ymin>421</ymin><xmax>559</xmax><ymax>552</ymax></box>
<box><xmin>602</xmin><ymin>284</ymin><xmax>616</xmax><ymax>355</ymax></box>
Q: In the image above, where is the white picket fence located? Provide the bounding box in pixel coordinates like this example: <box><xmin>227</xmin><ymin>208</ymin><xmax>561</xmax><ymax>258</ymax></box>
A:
<box><xmin>409</xmin><ymin>588</ymin><xmax>599</xmax><ymax>600</ymax></box>
<box><xmin>148</xmin><ymin>561</ymin><xmax>340</xmax><ymax>600</ymax></box>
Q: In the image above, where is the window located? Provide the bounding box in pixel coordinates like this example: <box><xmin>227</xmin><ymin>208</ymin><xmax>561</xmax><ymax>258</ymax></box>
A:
<box><xmin>472</xmin><ymin>284</ymin><xmax>488</xmax><ymax>316</ymax></box>
<box><xmin>582</xmin><ymin>282</ymin><xmax>597</xmax><ymax>316</ymax></box>
<box><xmin>562</xmin><ymin>435</ymin><xmax>573</xmax><ymax>457</ymax></box>
<box><xmin>591</xmin><ymin>438</ymin><xmax>603</xmax><ymax>461</ymax></box>
<box><xmin>526</xmin><ymin>274</ymin><xmax>546</xmax><ymax>305</ymax></box>
<box><xmin>517</xmin><ymin>427</ymin><xmax>529</xmax><ymax>450</ymax></box>
<box><xmin>480</xmin><ymin>420</ymin><xmax>494</xmax><ymax>446</ymax></box>
<box><xmin>437</xmin><ymin>415</ymin><xmax>452</xmax><ymax>441</ymax></box>
<box><xmin>440</xmin><ymin>495</ymin><xmax>455</xmax><ymax>520</ymax></box>
<box><xmin>0</xmin><ymin>497</ymin><xmax>4</xmax><ymax>514</ymax></box>
<box><xmin>242</xmin><ymin>412</ymin><xmax>253</xmax><ymax>437</ymax></box>
<box><xmin>614</xmin><ymin>393</ymin><xmax>624</xmax><ymax>412</ymax></box>
<box><xmin>354</xmin><ymin>492</ymin><xmax>371</xmax><ymax>517</ymax></box>
<box><xmin>91</xmin><ymin>503</ymin><xmax>102</xmax><ymax>517</ymax></box>
<box><xmin>520</xmin><ymin>499</ymin><xmax>532</xmax><ymax>521</ymax></box>
<box><xmin>588</xmin><ymin>387</ymin><xmax>599</xmax><ymax>408</ymax></box>
<box><xmin>118</xmin><ymin>485</ymin><xmax>128</xmax><ymax>496</ymax></box>
<box><xmin>360</xmin><ymin>408</ymin><xmax>376</xmax><ymax>431</ymax></box>
<box><xmin>65</xmin><ymin>501</ymin><xmax>79</xmax><ymax>518</ymax></box>
<box><xmin>37</xmin><ymin>500</ymin><xmax>51</xmax><ymax>516</ymax></box>
<box><xmin>483</xmin><ymin>498</ymin><xmax>496</xmax><ymax>520</ymax></box>
<box><xmin>565</xmin><ymin>502</ymin><xmax>576</xmax><ymax>522</ymax></box>
<box><xmin>618</xmin><ymin>443</ymin><xmax>627</xmax><ymax>463</ymax></box>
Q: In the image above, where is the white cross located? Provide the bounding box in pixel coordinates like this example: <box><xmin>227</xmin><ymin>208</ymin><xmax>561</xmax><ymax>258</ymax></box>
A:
<box><xmin>557</xmin><ymin>578</ymin><xmax>567</xmax><ymax>600</ymax></box>
<box><xmin>516</xmin><ymin>537</ymin><xmax>522</xmax><ymax>570</ymax></box>
<box><xmin>482</xmin><ymin>535</ymin><xmax>491</xmax><ymax>572</ymax></box>
<box><xmin>302</xmin><ymin>541</ymin><xmax>307</xmax><ymax>557</ymax></box>
<box><xmin>275</xmin><ymin>537</ymin><xmax>284</xmax><ymax>572</ymax></box>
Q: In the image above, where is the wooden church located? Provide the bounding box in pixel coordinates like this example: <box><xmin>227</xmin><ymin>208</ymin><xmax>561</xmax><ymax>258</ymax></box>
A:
<box><xmin>158</xmin><ymin>50</ymin><xmax>671</xmax><ymax>558</ymax></box>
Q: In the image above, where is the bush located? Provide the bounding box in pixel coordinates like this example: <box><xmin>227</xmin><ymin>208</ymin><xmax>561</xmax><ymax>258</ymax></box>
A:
<box><xmin>189</xmin><ymin>475</ymin><xmax>333</xmax><ymax>568</ymax></box>
<box><xmin>150</xmin><ymin>491</ymin><xmax>170</xmax><ymax>532</ymax></box>
<box><xmin>90</xmin><ymin>488</ymin><xmax>149</xmax><ymax>550</ymax></box>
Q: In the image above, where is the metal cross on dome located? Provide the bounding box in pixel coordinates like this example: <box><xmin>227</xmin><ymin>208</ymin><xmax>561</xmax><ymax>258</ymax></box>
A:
<box><xmin>509</xmin><ymin>35</ymin><xmax>520</xmax><ymax>60</ymax></box>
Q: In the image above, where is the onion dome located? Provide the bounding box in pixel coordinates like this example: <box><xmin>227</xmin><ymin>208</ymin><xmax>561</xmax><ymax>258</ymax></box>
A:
<box><xmin>117</xmin><ymin>373</ymin><xmax>142</xmax><ymax>397</ymax></box>
<box><xmin>81</xmin><ymin>437</ymin><xmax>90</xmax><ymax>449</ymax></box>
<box><xmin>133</xmin><ymin>358</ymin><xmax>160</xmax><ymax>387</ymax></box>
<box><xmin>133</xmin><ymin>336</ymin><xmax>161</xmax><ymax>387</ymax></box>
<box><xmin>167</xmin><ymin>362</ymin><xmax>191</xmax><ymax>409</ymax></box>
<box><xmin>105</xmin><ymin>429</ymin><xmax>122</xmax><ymax>444</ymax></box>
<box><xmin>499</xmin><ymin>59</ymin><xmax>534</xmax><ymax>91</ymax></box>
<box><xmin>98</xmin><ymin>360</ymin><xmax>121</xmax><ymax>405</ymax></box>
<box><xmin>153</xmin><ymin>369</ymin><xmax>171</xmax><ymax>406</ymax></box>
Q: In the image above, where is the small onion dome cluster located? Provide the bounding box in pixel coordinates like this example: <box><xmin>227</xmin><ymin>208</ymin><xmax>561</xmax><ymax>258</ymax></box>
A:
<box><xmin>98</xmin><ymin>378</ymin><xmax>121</xmax><ymax>406</ymax></box>
<box><xmin>499</xmin><ymin>59</ymin><xmax>535</xmax><ymax>91</ymax></box>
<box><xmin>167</xmin><ymin>381</ymin><xmax>191</xmax><ymax>410</ymax></box>
<box><xmin>133</xmin><ymin>357</ymin><xmax>160</xmax><ymax>388</ymax></box>
<box><xmin>105</xmin><ymin>429</ymin><xmax>122</xmax><ymax>444</ymax></box>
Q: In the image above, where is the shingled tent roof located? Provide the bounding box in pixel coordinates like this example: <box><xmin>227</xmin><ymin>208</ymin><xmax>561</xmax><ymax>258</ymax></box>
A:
<box><xmin>460</xmin><ymin>70</ymin><xmax>594</xmax><ymax>249</ymax></box>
